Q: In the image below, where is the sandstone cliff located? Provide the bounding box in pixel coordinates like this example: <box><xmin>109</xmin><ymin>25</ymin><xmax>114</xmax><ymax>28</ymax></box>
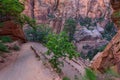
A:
<box><xmin>0</xmin><ymin>21</ymin><xmax>26</xmax><ymax>42</ymax></box>
<box><xmin>23</xmin><ymin>0</ymin><xmax>112</xmax><ymax>32</ymax></box>
<box><xmin>23</xmin><ymin>0</ymin><xmax>116</xmax><ymax>56</ymax></box>
<box><xmin>91</xmin><ymin>0</ymin><xmax>120</xmax><ymax>73</ymax></box>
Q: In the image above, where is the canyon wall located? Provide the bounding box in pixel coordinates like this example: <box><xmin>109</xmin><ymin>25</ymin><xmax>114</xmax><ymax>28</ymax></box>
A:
<box><xmin>91</xmin><ymin>0</ymin><xmax>120</xmax><ymax>73</ymax></box>
<box><xmin>23</xmin><ymin>0</ymin><xmax>117</xmax><ymax>55</ymax></box>
<box><xmin>23</xmin><ymin>0</ymin><xmax>111</xmax><ymax>32</ymax></box>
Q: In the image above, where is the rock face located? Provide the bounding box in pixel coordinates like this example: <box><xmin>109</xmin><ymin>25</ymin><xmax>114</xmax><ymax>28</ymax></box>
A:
<box><xmin>91</xmin><ymin>30</ymin><xmax>120</xmax><ymax>73</ymax></box>
<box><xmin>23</xmin><ymin>0</ymin><xmax>116</xmax><ymax>55</ymax></box>
<box><xmin>0</xmin><ymin>21</ymin><xmax>26</xmax><ymax>42</ymax></box>
<box><xmin>91</xmin><ymin>0</ymin><xmax>120</xmax><ymax>73</ymax></box>
<box><xmin>23</xmin><ymin>0</ymin><xmax>112</xmax><ymax>32</ymax></box>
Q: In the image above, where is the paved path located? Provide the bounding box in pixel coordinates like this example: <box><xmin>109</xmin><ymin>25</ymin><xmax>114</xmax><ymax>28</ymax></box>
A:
<box><xmin>0</xmin><ymin>42</ymin><xmax>60</xmax><ymax>80</ymax></box>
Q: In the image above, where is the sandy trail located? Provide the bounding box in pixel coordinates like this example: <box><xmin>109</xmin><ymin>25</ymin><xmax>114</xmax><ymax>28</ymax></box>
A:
<box><xmin>0</xmin><ymin>42</ymin><xmax>60</xmax><ymax>80</ymax></box>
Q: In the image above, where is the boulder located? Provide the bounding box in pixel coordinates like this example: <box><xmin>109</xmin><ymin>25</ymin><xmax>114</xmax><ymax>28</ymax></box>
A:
<box><xmin>74</xmin><ymin>27</ymin><xmax>102</xmax><ymax>42</ymax></box>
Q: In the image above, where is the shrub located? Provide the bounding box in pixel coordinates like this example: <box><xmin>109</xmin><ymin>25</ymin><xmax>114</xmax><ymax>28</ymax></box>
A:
<box><xmin>81</xmin><ymin>45</ymin><xmax>106</xmax><ymax>60</ymax></box>
<box><xmin>82</xmin><ymin>68</ymin><xmax>96</xmax><ymax>80</ymax></box>
<box><xmin>0</xmin><ymin>36</ymin><xmax>12</xmax><ymax>43</ymax></box>
<box><xmin>0</xmin><ymin>0</ymin><xmax>24</xmax><ymax>17</ymax></box>
<box><xmin>62</xmin><ymin>77</ymin><xmax>70</xmax><ymax>80</ymax></box>
<box><xmin>64</xmin><ymin>18</ymin><xmax>76</xmax><ymax>41</ymax></box>
<box><xmin>102</xmin><ymin>21</ymin><xmax>117</xmax><ymax>41</ymax></box>
<box><xmin>0</xmin><ymin>42</ymin><xmax>9</xmax><ymax>52</ymax></box>
<box><xmin>79</xmin><ymin>16</ymin><xmax>92</xmax><ymax>28</ymax></box>
<box><xmin>45</xmin><ymin>32</ymin><xmax>79</xmax><ymax>72</ymax></box>
<box><xmin>25</xmin><ymin>24</ymin><xmax>51</xmax><ymax>43</ymax></box>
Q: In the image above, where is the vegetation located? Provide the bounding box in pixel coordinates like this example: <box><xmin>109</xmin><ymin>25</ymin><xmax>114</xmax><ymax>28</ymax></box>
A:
<box><xmin>45</xmin><ymin>32</ymin><xmax>79</xmax><ymax>72</ymax></box>
<box><xmin>0</xmin><ymin>42</ymin><xmax>9</xmax><ymax>53</ymax></box>
<box><xmin>25</xmin><ymin>24</ymin><xmax>51</xmax><ymax>43</ymax></box>
<box><xmin>0</xmin><ymin>0</ymin><xmax>24</xmax><ymax>21</ymax></box>
<box><xmin>81</xmin><ymin>45</ymin><xmax>106</xmax><ymax>60</ymax></box>
<box><xmin>102</xmin><ymin>21</ymin><xmax>117</xmax><ymax>41</ymax></box>
<box><xmin>79</xmin><ymin>16</ymin><xmax>104</xmax><ymax>30</ymax></box>
<box><xmin>0</xmin><ymin>36</ymin><xmax>12</xmax><ymax>43</ymax></box>
<box><xmin>62</xmin><ymin>77</ymin><xmax>70</xmax><ymax>80</ymax></box>
<box><xmin>82</xmin><ymin>68</ymin><xmax>96</xmax><ymax>80</ymax></box>
<box><xmin>64</xmin><ymin>18</ymin><xmax>76</xmax><ymax>41</ymax></box>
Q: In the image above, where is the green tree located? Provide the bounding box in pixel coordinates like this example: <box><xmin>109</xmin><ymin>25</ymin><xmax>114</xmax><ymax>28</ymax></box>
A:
<box><xmin>64</xmin><ymin>18</ymin><xmax>76</xmax><ymax>41</ymax></box>
<box><xmin>45</xmin><ymin>32</ymin><xmax>79</xmax><ymax>72</ymax></box>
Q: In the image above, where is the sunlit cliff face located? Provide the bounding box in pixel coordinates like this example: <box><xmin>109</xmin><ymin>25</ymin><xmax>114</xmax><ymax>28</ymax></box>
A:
<box><xmin>23</xmin><ymin>0</ymin><xmax>111</xmax><ymax>20</ymax></box>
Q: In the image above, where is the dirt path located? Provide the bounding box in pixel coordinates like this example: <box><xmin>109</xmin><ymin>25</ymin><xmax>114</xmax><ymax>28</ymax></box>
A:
<box><xmin>0</xmin><ymin>42</ymin><xmax>60</xmax><ymax>80</ymax></box>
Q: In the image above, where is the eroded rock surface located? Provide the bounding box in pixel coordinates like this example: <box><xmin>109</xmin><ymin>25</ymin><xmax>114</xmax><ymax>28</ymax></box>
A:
<box><xmin>23</xmin><ymin>0</ymin><xmax>116</xmax><ymax>55</ymax></box>
<box><xmin>91</xmin><ymin>0</ymin><xmax>120</xmax><ymax>73</ymax></box>
<box><xmin>0</xmin><ymin>21</ymin><xmax>26</xmax><ymax>42</ymax></box>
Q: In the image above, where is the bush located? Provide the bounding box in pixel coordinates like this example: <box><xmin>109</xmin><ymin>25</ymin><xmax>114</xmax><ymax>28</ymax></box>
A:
<box><xmin>102</xmin><ymin>21</ymin><xmax>117</xmax><ymax>41</ymax></box>
<box><xmin>0</xmin><ymin>36</ymin><xmax>12</xmax><ymax>43</ymax></box>
<box><xmin>82</xmin><ymin>68</ymin><xmax>96</xmax><ymax>80</ymax></box>
<box><xmin>25</xmin><ymin>24</ymin><xmax>51</xmax><ymax>43</ymax></box>
<box><xmin>79</xmin><ymin>17</ymin><xmax>92</xmax><ymax>27</ymax></box>
<box><xmin>0</xmin><ymin>42</ymin><xmax>9</xmax><ymax>52</ymax></box>
<box><xmin>64</xmin><ymin>18</ymin><xmax>76</xmax><ymax>41</ymax></box>
<box><xmin>45</xmin><ymin>32</ymin><xmax>79</xmax><ymax>72</ymax></box>
<box><xmin>62</xmin><ymin>77</ymin><xmax>70</xmax><ymax>80</ymax></box>
<box><xmin>81</xmin><ymin>45</ymin><xmax>106</xmax><ymax>60</ymax></box>
<box><xmin>0</xmin><ymin>0</ymin><xmax>24</xmax><ymax>17</ymax></box>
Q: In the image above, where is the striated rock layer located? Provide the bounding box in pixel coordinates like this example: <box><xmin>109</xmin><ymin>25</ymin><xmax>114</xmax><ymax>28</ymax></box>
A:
<box><xmin>23</xmin><ymin>0</ymin><xmax>116</xmax><ymax>55</ymax></box>
<box><xmin>23</xmin><ymin>0</ymin><xmax>111</xmax><ymax>33</ymax></box>
<box><xmin>0</xmin><ymin>21</ymin><xmax>26</xmax><ymax>42</ymax></box>
<box><xmin>91</xmin><ymin>0</ymin><xmax>120</xmax><ymax>73</ymax></box>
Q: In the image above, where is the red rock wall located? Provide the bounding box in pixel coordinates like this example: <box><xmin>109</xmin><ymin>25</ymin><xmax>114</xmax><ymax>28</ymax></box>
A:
<box><xmin>91</xmin><ymin>0</ymin><xmax>120</xmax><ymax>73</ymax></box>
<box><xmin>0</xmin><ymin>21</ymin><xmax>26</xmax><ymax>42</ymax></box>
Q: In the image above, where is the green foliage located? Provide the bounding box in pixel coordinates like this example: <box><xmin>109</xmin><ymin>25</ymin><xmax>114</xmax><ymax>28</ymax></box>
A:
<box><xmin>83</xmin><ymin>68</ymin><xmax>97</xmax><ymax>80</ymax></box>
<box><xmin>0</xmin><ymin>0</ymin><xmax>24</xmax><ymax>17</ymax></box>
<box><xmin>0</xmin><ymin>36</ymin><xmax>12</xmax><ymax>43</ymax></box>
<box><xmin>79</xmin><ymin>17</ymin><xmax>92</xmax><ymax>27</ymax></box>
<box><xmin>64</xmin><ymin>18</ymin><xmax>76</xmax><ymax>41</ymax></box>
<box><xmin>16</xmin><ymin>14</ymin><xmax>36</xmax><ymax>28</ymax></box>
<box><xmin>79</xmin><ymin>16</ymin><xmax>104</xmax><ymax>30</ymax></box>
<box><xmin>62</xmin><ymin>77</ymin><xmax>71</xmax><ymax>80</ymax></box>
<box><xmin>102</xmin><ymin>21</ymin><xmax>117</xmax><ymax>41</ymax></box>
<box><xmin>25</xmin><ymin>24</ymin><xmax>51</xmax><ymax>43</ymax></box>
<box><xmin>0</xmin><ymin>42</ymin><xmax>9</xmax><ymax>52</ymax></box>
<box><xmin>45</xmin><ymin>32</ymin><xmax>79</xmax><ymax>72</ymax></box>
<box><xmin>81</xmin><ymin>45</ymin><xmax>106</xmax><ymax>60</ymax></box>
<box><xmin>0</xmin><ymin>22</ymin><xmax>4</xmax><ymax>28</ymax></box>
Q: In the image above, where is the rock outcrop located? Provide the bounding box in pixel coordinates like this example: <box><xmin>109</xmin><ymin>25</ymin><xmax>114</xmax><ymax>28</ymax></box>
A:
<box><xmin>91</xmin><ymin>0</ymin><xmax>120</xmax><ymax>73</ymax></box>
<box><xmin>0</xmin><ymin>21</ymin><xmax>26</xmax><ymax>42</ymax></box>
<box><xmin>91</xmin><ymin>30</ymin><xmax>120</xmax><ymax>73</ymax></box>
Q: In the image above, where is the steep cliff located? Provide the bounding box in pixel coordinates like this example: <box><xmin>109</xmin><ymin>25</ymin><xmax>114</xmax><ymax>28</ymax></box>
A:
<box><xmin>91</xmin><ymin>0</ymin><xmax>120</xmax><ymax>73</ymax></box>
<box><xmin>23</xmin><ymin>0</ymin><xmax>116</xmax><ymax>56</ymax></box>
<box><xmin>23</xmin><ymin>0</ymin><xmax>112</xmax><ymax>32</ymax></box>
